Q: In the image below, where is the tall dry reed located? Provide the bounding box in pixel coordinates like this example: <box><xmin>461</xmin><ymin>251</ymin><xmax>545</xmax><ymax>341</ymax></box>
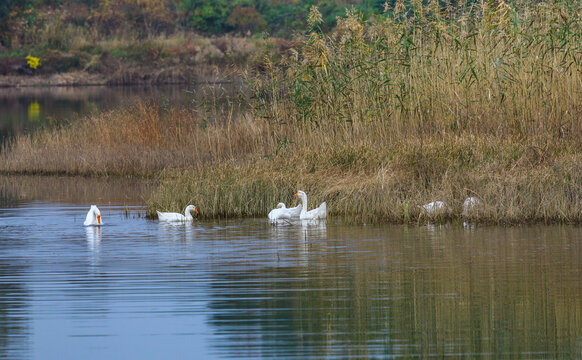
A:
<box><xmin>257</xmin><ymin>1</ymin><xmax>582</xmax><ymax>140</ymax></box>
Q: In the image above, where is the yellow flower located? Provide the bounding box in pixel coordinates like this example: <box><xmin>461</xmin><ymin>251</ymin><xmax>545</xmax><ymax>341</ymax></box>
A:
<box><xmin>26</xmin><ymin>55</ymin><xmax>40</xmax><ymax>70</ymax></box>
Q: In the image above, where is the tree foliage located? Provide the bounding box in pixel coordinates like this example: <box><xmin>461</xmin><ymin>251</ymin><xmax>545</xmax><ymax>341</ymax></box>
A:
<box><xmin>0</xmin><ymin>0</ymin><xmax>35</xmax><ymax>47</ymax></box>
<box><xmin>227</xmin><ymin>5</ymin><xmax>266</xmax><ymax>33</ymax></box>
<box><xmin>0</xmin><ymin>0</ymin><xmax>390</xmax><ymax>48</ymax></box>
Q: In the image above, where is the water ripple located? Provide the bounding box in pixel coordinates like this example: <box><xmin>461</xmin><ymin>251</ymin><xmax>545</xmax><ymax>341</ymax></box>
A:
<box><xmin>1</xmin><ymin>202</ymin><xmax>582</xmax><ymax>359</ymax></box>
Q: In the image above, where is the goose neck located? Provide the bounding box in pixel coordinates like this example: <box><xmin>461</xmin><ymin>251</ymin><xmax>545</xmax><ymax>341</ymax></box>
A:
<box><xmin>299</xmin><ymin>193</ymin><xmax>307</xmax><ymax>214</ymax></box>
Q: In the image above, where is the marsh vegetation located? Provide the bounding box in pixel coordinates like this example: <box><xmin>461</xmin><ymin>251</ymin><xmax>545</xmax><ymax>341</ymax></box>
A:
<box><xmin>2</xmin><ymin>1</ymin><xmax>582</xmax><ymax>223</ymax></box>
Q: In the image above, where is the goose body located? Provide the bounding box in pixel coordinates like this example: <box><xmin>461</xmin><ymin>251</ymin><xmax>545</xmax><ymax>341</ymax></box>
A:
<box><xmin>295</xmin><ymin>190</ymin><xmax>327</xmax><ymax>220</ymax></box>
<box><xmin>419</xmin><ymin>201</ymin><xmax>451</xmax><ymax>215</ymax></box>
<box><xmin>84</xmin><ymin>205</ymin><xmax>103</xmax><ymax>226</ymax></box>
<box><xmin>157</xmin><ymin>205</ymin><xmax>198</xmax><ymax>222</ymax></box>
<box><xmin>268</xmin><ymin>203</ymin><xmax>302</xmax><ymax>223</ymax></box>
<box><xmin>462</xmin><ymin>197</ymin><xmax>483</xmax><ymax>216</ymax></box>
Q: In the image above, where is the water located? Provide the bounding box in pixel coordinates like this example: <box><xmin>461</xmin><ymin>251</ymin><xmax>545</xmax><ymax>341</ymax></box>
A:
<box><xmin>0</xmin><ymin>83</ymin><xmax>246</xmax><ymax>146</ymax></box>
<box><xmin>1</xmin><ymin>176</ymin><xmax>582</xmax><ymax>359</ymax></box>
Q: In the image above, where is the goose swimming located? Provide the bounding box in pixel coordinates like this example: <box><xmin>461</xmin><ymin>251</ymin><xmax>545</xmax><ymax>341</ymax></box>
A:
<box><xmin>84</xmin><ymin>205</ymin><xmax>103</xmax><ymax>226</ymax></box>
<box><xmin>157</xmin><ymin>205</ymin><xmax>198</xmax><ymax>222</ymax></box>
<box><xmin>295</xmin><ymin>190</ymin><xmax>327</xmax><ymax>220</ymax></box>
<box><xmin>268</xmin><ymin>202</ymin><xmax>302</xmax><ymax>223</ymax></box>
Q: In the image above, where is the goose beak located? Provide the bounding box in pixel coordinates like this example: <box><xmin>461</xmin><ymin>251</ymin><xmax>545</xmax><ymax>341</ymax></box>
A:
<box><xmin>294</xmin><ymin>192</ymin><xmax>298</xmax><ymax>197</ymax></box>
<box><xmin>194</xmin><ymin>208</ymin><xmax>198</xmax><ymax>214</ymax></box>
<box><xmin>97</xmin><ymin>214</ymin><xmax>101</xmax><ymax>224</ymax></box>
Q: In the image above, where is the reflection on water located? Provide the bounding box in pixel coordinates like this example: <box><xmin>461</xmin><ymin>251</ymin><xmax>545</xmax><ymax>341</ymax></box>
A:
<box><xmin>0</xmin><ymin>85</ymin><xmax>192</xmax><ymax>144</ymax></box>
<box><xmin>85</xmin><ymin>226</ymin><xmax>101</xmax><ymax>268</ymax></box>
<box><xmin>157</xmin><ymin>221</ymin><xmax>203</xmax><ymax>243</ymax></box>
<box><xmin>0</xmin><ymin>175</ymin><xmax>156</xmax><ymax>205</ymax></box>
<box><xmin>0</xmin><ymin>260</ymin><xmax>29</xmax><ymax>359</ymax></box>
<box><xmin>0</xmin><ymin>83</ymin><xmax>248</xmax><ymax>146</ymax></box>
<box><xmin>1</xmin><ymin>181</ymin><xmax>582</xmax><ymax>358</ymax></box>
<box><xmin>270</xmin><ymin>219</ymin><xmax>328</xmax><ymax>241</ymax></box>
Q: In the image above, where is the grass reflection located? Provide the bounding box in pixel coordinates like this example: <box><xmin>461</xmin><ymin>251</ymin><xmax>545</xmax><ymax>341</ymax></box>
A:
<box><xmin>0</xmin><ymin>175</ymin><xmax>156</xmax><ymax>205</ymax></box>
<box><xmin>206</xmin><ymin>225</ymin><xmax>582</xmax><ymax>358</ymax></box>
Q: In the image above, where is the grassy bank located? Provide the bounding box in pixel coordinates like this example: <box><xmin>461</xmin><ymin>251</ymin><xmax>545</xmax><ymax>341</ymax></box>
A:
<box><xmin>2</xmin><ymin>101</ymin><xmax>581</xmax><ymax>224</ymax></box>
<box><xmin>2</xmin><ymin>1</ymin><xmax>582</xmax><ymax>224</ymax></box>
<box><xmin>0</xmin><ymin>33</ymin><xmax>291</xmax><ymax>86</ymax></box>
<box><xmin>145</xmin><ymin>136</ymin><xmax>582</xmax><ymax>224</ymax></box>
<box><xmin>1</xmin><ymin>0</ymin><xmax>300</xmax><ymax>85</ymax></box>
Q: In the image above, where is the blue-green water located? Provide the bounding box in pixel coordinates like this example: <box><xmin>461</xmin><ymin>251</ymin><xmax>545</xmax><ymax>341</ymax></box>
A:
<box><xmin>1</xmin><ymin>176</ymin><xmax>581</xmax><ymax>359</ymax></box>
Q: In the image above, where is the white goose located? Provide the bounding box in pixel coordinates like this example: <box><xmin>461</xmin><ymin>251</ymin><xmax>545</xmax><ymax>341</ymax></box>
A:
<box><xmin>419</xmin><ymin>201</ymin><xmax>451</xmax><ymax>215</ymax></box>
<box><xmin>84</xmin><ymin>205</ymin><xmax>103</xmax><ymax>226</ymax></box>
<box><xmin>157</xmin><ymin>205</ymin><xmax>198</xmax><ymax>222</ymax></box>
<box><xmin>462</xmin><ymin>197</ymin><xmax>483</xmax><ymax>216</ymax></box>
<box><xmin>295</xmin><ymin>190</ymin><xmax>327</xmax><ymax>220</ymax></box>
<box><xmin>268</xmin><ymin>202</ymin><xmax>302</xmax><ymax>223</ymax></box>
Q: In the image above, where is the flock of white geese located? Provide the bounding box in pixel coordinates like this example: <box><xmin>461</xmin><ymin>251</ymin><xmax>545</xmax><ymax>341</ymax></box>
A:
<box><xmin>83</xmin><ymin>190</ymin><xmax>482</xmax><ymax>226</ymax></box>
<box><xmin>83</xmin><ymin>190</ymin><xmax>327</xmax><ymax>226</ymax></box>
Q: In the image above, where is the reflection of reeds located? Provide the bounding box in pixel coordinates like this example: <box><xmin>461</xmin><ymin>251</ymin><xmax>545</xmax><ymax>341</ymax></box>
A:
<box><xmin>209</xmin><ymin>225</ymin><xmax>582</xmax><ymax>358</ymax></box>
<box><xmin>2</xmin><ymin>2</ymin><xmax>582</xmax><ymax>223</ymax></box>
<box><xmin>0</xmin><ymin>175</ymin><xmax>155</xmax><ymax>204</ymax></box>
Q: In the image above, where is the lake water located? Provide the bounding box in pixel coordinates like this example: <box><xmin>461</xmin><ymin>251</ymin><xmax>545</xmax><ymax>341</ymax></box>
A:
<box><xmin>1</xmin><ymin>176</ymin><xmax>582</xmax><ymax>359</ymax></box>
<box><xmin>0</xmin><ymin>84</ymin><xmax>246</xmax><ymax>146</ymax></box>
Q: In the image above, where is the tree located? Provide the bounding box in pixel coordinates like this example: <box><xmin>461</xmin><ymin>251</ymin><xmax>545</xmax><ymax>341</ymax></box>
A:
<box><xmin>178</xmin><ymin>0</ymin><xmax>231</xmax><ymax>34</ymax></box>
<box><xmin>227</xmin><ymin>5</ymin><xmax>266</xmax><ymax>34</ymax></box>
<box><xmin>0</xmin><ymin>0</ymin><xmax>34</xmax><ymax>47</ymax></box>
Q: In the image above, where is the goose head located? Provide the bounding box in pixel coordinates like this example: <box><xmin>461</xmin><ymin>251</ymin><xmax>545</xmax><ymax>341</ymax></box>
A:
<box><xmin>91</xmin><ymin>205</ymin><xmax>102</xmax><ymax>224</ymax></box>
<box><xmin>84</xmin><ymin>205</ymin><xmax>102</xmax><ymax>226</ymax></box>
<box><xmin>294</xmin><ymin>190</ymin><xmax>306</xmax><ymax>199</ymax></box>
<box><xmin>185</xmin><ymin>205</ymin><xmax>198</xmax><ymax>215</ymax></box>
<box><xmin>294</xmin><ymin>190</ymin><xmax>308</xmax><ymax>210</ymax></box>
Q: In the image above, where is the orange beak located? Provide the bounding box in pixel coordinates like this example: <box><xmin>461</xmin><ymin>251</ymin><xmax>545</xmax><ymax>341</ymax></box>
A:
<box><xmin>97</xmin><ymin>214</ymin><xmax>101</xmax><ymax>224</ymax></box>
<box><xmin>194</xmin><ymin>208</ymin><xmax>198</xmax><ymax>214</ymax></box>
<box><xmin>294</xmin><ymin>191</ymin><xmax>298</xmax><ymax>197</ymax></box>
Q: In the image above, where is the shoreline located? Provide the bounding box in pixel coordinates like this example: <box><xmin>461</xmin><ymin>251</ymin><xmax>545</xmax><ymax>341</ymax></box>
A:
<box><xmin>0</xmin><ymin>69</ymin><xmax>236</xmax><ymax>88</ymax></box>
<box><xmin>0</xmin><ymin>35</ymin><xmax>285</xmax><ymax>88</ymax></box>
<box><xmin>1</xmin><ymin>170</ymin><xmax>580</xmax><ymax>226</ymax></box>
<box><xmin>0</xmin><ymin>72</ymin><xmax>107</xmax><ymax>87</ymax></box>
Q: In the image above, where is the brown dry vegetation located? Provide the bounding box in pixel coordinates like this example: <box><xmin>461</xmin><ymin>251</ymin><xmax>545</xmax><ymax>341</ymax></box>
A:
<box><xmin>2</xmin><ymin>100</ymin><xmax>581</xmax><ymax>224</ymax></box>
<box><xmin>2</xmin><ymin>1</ymin><xmax>582</xmax><ymax>223</ymax></box>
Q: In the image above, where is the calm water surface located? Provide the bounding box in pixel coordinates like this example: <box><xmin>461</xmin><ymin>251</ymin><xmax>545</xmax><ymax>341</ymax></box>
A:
<box><xmin>1</xmin><ymin>176</ymin><xmax>582</xmax><ymax>359</ymax></box>
<box><xmin>0</xmin><ymin>84</ymin><xmax>246</xmax><ymax>146</ymax></box>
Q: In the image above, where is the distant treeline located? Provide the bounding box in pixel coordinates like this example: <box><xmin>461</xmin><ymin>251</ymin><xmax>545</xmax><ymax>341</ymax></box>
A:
<box><xmin>0</xmin><ymin>0</ymin><xmax>388</xmax><ymax>47</ymax></box>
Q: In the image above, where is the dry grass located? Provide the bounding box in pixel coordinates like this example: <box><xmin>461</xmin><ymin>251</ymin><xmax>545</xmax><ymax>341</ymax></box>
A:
<box><xmin>262</xmin><ymin>2</ymin><xmax>582</xmax><ymax>141</ymax></box>
<box><xmin>2</xmin><ymin>1</ymin><xmax>582</xmax><ymax>223</ymax></box>
<box><xmin>146</xmin><ymin>134</ymin><xmax>582</xmax><ymax>224</ymax></box>
<box><xmin>2</xmin><ymin>100</ymin><xmax>581</xmax><ymax>223</ymax></box>
<box><xmin>0</xmin><ymin>100</ymin><xmax>264</xmax><ymax>176</ymax></box>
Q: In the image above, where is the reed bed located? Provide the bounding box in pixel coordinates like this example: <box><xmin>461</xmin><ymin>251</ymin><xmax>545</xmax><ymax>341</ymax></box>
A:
<box><xmin>146</xmin><ymin>136</ymin><xmax>582</xmax><ymax>224</ymax></box>
<box><xmin>2</xmin><ymin>1</ymin><xmax>582</xmax><ymax>223</ymax></box>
